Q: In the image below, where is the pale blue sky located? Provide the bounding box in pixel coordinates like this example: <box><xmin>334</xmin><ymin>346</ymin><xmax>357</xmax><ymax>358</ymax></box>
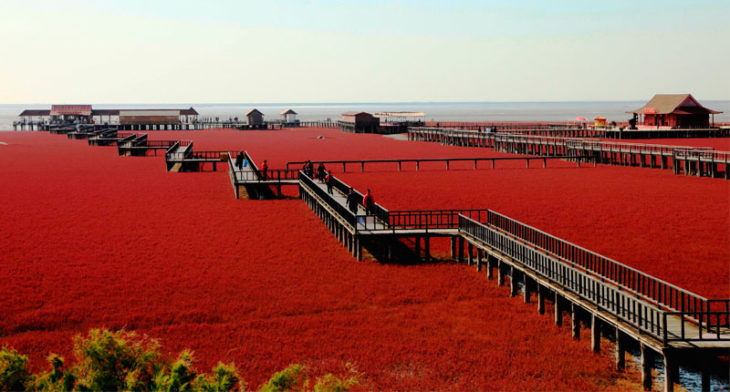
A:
<box><xmin>1</xmin><ymin>0</ymin><xmax>728</xmax><ymax>103</ymax></box>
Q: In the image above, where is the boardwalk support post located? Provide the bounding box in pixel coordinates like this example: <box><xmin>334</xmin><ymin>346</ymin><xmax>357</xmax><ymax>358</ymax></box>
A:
<box><xmin>497</xmin><ymin>259</ymin><xmax>505</xmax><ymax>286</ymax></box>
<box><xmin>424</xmin><ymin>236</ymin><xmax>431</xmax><ymax>263</ymax></box>
<box><xmin>591</xmin><ymin>314</ymin><xmax>600</xmax><ymax>353</ymax></box>
<box><xmin>509</xmin><ymin>267</ymin><xmax>518</xmax><ymax>297</ymax></box>
<box><xmin>701</xmin><ymin>369</ymin><xmax>711</xmax><ymax>392</ymax></box>
<box><xmin>640</xmin><ymin>344</ymin><xmax>653</xmax><ymax>391</ymax></box>
<box><xmin>458</xmin><ymin>237</ymin><xmax>464</xmax><ymax>263</ymax></box>
<box><xmin>616</xmin><ymin>329</ymin><xmax>625</xmax><ymax>370</ymax></box>
<box><xmin>523</xmin><ymin>274</ymin><xmax>530</xmax><ymax>303</ymax></box>
<box><xmin>554</xmin><ymin>292</ymin><xmax>562</xmax><ymax>326</ymax></box>
<box><xmin>537</xmin><ymin>285</ymin><xmax>545</xmax><ymax>314</ymax></box>
<box><xmin>571</xmin><ymin>303</ymin><xmax>580</xmax><ymax>339</ymax></box>
<box><xmin>486</xmin><ymin>255</ymin><xmax>494</xmax><ymax>280</ymax></box>
<box><xmin>663</xmin><ymin>349</ymin><xmax>675</xmax><ymax>392</ymax></box>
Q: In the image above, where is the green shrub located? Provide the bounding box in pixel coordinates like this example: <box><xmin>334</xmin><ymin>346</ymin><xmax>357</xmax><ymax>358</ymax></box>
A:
<box><xmin>313</xmin><ymin>372</ymin><xmax>358</xmax><ymax>392</ymax></box>
<box><xmin>0</xmin><ymin>329</ymin><xmax>359</xmax><ymax>392</ymax></box>
<box><xmin>72</xmin><ymin>329</ymin><xmax>162</xmax><ymax>392</ymax></box>
<box><xmin>258</xmin><ymin>364</ymin><xmax>308</xmax><ymax>392</ymax></box>
<box><xmin>0</xmin><ymin>347</ymin><xmax>30</xmax><ymax>392</ymax></box>
<box><xmin>25</xmin><ymin>354</ymin><xmax>75</xmax><ymax>392</ymax></box>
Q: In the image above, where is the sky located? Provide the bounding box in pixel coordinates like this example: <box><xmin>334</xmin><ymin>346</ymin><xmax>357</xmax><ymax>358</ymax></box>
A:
<box><xmin>1</xmin><ymin>0</ymin><xmax>728</xmax><ymax>104</ymax></box>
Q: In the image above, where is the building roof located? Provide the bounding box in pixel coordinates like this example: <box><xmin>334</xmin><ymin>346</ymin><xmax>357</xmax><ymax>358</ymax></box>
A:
<box><xmin>341</xmin><ymin>112</ymin><xmax>373</xmax><ymax>116</ymax></box>
<box><xmin>246</xmin><ymin>108</ymin><xmax>263</xmax><ymax>116</ymax></box>
<box><xmin>182</xmin><ymin>107</ymin><xmax>199</xmax><ymax>116</ymax></box>
<box><xmin>628</xmin><ymin>94</ymin><xmax>722</xmax><ymax>115</ymax></box>
<box><xmin>374</xmin><ymin>111</ymin><xmax>425</xmax><ymax>117</ymax></box>
<box><xmin>50</xmin><ymin>105</ymin><xmax>92</xmax><ymax>116</ymax></box>
<box><xmin>280</xmin><ymin>108</ymin><xmax>297</xmax><ymax>115</ymax></box>
<box><xmin>19</xmin><ymin>109</ymin><xmax>50</xmax><ymax>116</ymax></box>
<box><xmin>19</xmin><ymin>107</ymin><xmax>198</xmax><ymax>117</ymax></box>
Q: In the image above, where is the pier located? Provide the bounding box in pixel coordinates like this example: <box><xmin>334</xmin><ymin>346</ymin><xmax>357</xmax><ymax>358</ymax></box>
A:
<box><xmin>298</xmin><ymin>170</ymin><xmax>729</xmax><ymax>392</ymax></box>
<box><xmin>408</xmin><ymin>127</ymin><xmax>730</xmax><ymax>179</ymax></box>
<box><xmin>285</xmin><ymin>155</ymin><xmax>592</xmax><ymax>172</ymax></box>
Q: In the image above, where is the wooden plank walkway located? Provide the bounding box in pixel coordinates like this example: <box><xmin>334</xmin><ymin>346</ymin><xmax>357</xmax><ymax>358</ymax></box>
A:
<box><xmin>408</xmin><ymin>127</ymin><xmax>730</xmax><ymax>179</ymax></box>
<box><xmin>286</xmin><ymin>156</ymin><xmax>591</xmax><ymax>173</ymax></box>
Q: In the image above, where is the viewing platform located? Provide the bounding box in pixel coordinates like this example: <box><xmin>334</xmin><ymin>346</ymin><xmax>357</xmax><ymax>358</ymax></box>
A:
<box><xmin>117</xmin><ymin>134</ymin><xmax>180</xmax><ymax>157</ymax></box>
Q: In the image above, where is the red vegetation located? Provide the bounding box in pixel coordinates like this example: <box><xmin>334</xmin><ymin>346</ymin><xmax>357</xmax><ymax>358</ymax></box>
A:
<box><xmin>1</xmin><ymin>128</ymin><xmax>724</xmax><ymax>390</ymax></box>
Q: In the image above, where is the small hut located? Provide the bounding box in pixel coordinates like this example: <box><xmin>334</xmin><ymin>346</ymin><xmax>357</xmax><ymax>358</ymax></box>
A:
<box><xmin>339</xmin><ymin>112</ymin><xmax>380</xmax><ymax>133</ymax></box>
<box><xmin>246</xmin><ymin>109</ymin><xmax>264</xmax><ymax>127</ymax></box>
<box><xmin>628</xmin><ymin>94</ymin><xmax>722</xmax><ymax>129</ymax></box>
<box><xmin>280</xmin><ymin>109</ymin><xmax>298</xmax><ymax>124</ymax></box>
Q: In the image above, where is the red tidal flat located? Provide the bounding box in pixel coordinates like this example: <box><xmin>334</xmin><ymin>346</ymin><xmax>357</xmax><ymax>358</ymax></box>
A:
<box><xmin>0</xmin><ymin>131</ymin><xmax>642</xmax><ymax>390</ymax></box>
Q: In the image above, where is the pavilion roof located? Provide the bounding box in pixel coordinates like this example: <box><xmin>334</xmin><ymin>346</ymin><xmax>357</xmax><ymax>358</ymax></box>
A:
<box><xmin>50</xmin><ymin>105</ymin><xmax>92</xmax><ymax>116</ymax></box>
<box><xmin>628</xmin><ymin>94</ymin><xmax>722</xmax><ymax>115</ymax></box>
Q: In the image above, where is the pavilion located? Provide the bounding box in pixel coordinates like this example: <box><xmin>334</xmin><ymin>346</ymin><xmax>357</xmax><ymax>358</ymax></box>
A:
<box><xmin>628</xmin><ymin>94</ymin><xmax>721</xmax><ymax>129</ymax></box>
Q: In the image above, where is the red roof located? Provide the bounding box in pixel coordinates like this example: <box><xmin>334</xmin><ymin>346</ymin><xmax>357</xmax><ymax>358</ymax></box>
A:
<box><xmin>50</xmin><ymin>105</ymin><xmax>92</xmax><ymax>116</ymax></box>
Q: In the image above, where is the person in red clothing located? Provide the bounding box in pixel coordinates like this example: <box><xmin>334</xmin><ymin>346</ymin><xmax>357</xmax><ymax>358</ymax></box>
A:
<box><xmin>261</xmin><ymin>160</ymin><xmax>268</xmax><ymax>180</ymax></box>
<box><xmin>362</xmin><ymin>188</ymin><xmax>374</xmax><ymax>215</ymax></box>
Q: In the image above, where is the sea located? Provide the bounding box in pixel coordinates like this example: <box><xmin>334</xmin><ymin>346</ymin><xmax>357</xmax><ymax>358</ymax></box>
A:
<box><xmin>2</xmin><ymin>101</ymin><xmax>730</xmax><ymax>130</ymax></box>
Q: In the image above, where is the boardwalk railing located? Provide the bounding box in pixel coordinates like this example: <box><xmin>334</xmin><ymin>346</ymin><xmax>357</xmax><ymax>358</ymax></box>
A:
<box><xmin>299</xmin><ymin>172</ymin><xmax>358</xmax><ymax>227</ymax></box>
<box><xmin>234</xmin><ymin>168</ymin><xmax>300</xmax><ymax>182</ymax></box>
<box><xmin>285</xmin><ymin>156</ymin><xmax>584</xmax><ymax>173</ymax></box>
<box><xmin>299</xmin><ymin>121</ymin><xmax>338</xmax><ymax>128</ymax></box>
<box><xmin>228</xmin><ymin>152</ymin><xmax>299</xmax><ymax>183</ymax></box>
<box><xmin>166</xmin><ymin>141</ymin><xmax>193</xmax><ymax>161</ymax></box>
<box><xmin>459</xmin><ymin>214</ymin><xmax>668</xmax><ymax>340</ymax></box>
<box><xmin>484</xmin><ymin>209</ymin><xmax>730</xmax><ymax>328</ymax></box>
<box><xmin>326</xmin><ymin>175</ymin><xmax>390</xmax><ymax>225</ymax></box>
<box><xmin>189</xmin><ymin>151</ymin><xmax>225</xmax><ymax>161</ymax></box>
<box><xmin>376</xmin><ymin>209</ymin><xmax>490</xmax><ymax>232</ymax></box>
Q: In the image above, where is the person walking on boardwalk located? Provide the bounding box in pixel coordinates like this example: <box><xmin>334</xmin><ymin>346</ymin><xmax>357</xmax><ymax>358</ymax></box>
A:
<box><xmin>317</xmin><ymin>162</ymin><xmax>327</xmax><ymax>183</ymax></box>
<box><xmin>346</xmin><ymin>187</ymin><xmax>358</xmax><ymax>214</ymax></box>
<box><xmin>363</xmin><ymin>189</ymin><xmax>374</xmax><ymax>215</ymax></box>
<box><xmin>235</xmin><ymin>151</ymin><xmax>244</xmax><ymax>169</ymax></box>
<box><xmin>303</xmin><ymin>160</ymin><xmax>313</xmax><ymax>177</ymax></box>
<box><xmin>261</xmin><ymin>160</ymin><xmax>269</xmax><ymax>180</ymax></box>
<box><xmin>325</xmin><ymin>170</ymin><xmax>334</xmax><ymax>194</ymax></box>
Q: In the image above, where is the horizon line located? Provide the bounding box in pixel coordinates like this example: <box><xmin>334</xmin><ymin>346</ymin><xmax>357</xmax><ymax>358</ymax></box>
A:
<box><xmin>3</xmin><ymin>98</ymin><xmax>730</xmax><ymax>107</ymax></box>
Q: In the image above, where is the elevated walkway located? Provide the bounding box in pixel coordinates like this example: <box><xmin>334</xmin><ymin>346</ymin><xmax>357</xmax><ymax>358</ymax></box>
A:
<box><xmin>227</xmin><ymin>152</ymin><xmax>299</xmax><ymax>199</ymax></box>
<box><xmin>408</xmin><ymin>127</ymin><xmax>730</xmax><ymax>179</ymax></box>
<box><xmin>298</xmin><ymin>170</ymin><xmax>729</xmax><ymax>391</ymax></box>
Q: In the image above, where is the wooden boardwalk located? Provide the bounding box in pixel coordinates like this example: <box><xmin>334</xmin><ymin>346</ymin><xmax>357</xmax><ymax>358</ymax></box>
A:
<box><xmin>285</xmin><ymin>156</ymin><xmax>592</xmax><ymax>173</ymax></box>
<box><xmin>408</xmin><ymin>127</ymin><xmax>730</xmax><ymax>179</ymax></box>
<box><xmin>298</xmin><ymin>171</ymin><xmax>729</xmax><ymax>391</ymax></box>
